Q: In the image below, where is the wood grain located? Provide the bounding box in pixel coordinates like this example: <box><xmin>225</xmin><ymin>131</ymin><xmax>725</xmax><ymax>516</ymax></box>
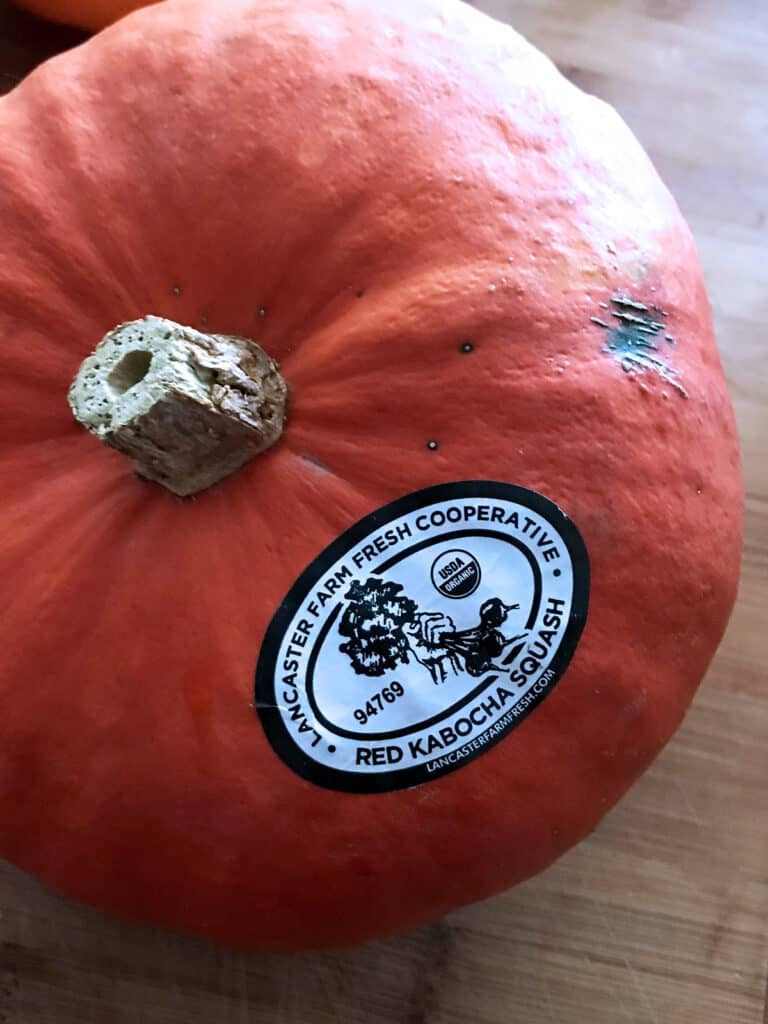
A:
<box><xmin>0</xmin><ymin>1</ymin><xmax>766</xmax><ymax>1021</ymax></box>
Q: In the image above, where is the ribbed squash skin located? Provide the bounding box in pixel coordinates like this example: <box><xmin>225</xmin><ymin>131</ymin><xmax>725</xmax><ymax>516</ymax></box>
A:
<box><xmin>0</xmin><ymin>0</ymin><xmax>741</xmax><ymax>950</ymax></box>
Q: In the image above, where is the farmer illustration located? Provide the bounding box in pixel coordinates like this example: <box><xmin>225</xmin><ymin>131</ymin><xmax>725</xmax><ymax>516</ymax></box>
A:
<box><xmin>338</xmin><ymin>579</ymin><xmax>528</xmax><ymax>685</ymax></box>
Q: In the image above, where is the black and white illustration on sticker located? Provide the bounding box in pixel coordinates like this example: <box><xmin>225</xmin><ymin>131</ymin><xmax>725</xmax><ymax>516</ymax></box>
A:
<box><xmin>255</xmin><ymin>481</ymin><xmax>590</xmax><ymax>793</ymax></box>
<box><xmin>338</xmin><ymin>577</ymin><xmax>527</xmax><ymax>684</ymax></box>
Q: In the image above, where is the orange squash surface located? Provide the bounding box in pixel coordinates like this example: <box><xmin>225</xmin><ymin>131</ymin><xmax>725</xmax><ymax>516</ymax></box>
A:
<box><xmin>13</xmin><ymin>0</ymin><xmax>156</xmax><ymax>30</ymax></box>
<box><xmin>0</xmin><ymin>0</ymin><xmax>742</xmax><ymax>950</ymax></box>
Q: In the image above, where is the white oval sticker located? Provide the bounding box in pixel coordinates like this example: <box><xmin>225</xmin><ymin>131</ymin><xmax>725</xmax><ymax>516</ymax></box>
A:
<box><xmin>255</xmin><ymin>482</ymin><xmax>589</xmax><ymax>792</ymax></box>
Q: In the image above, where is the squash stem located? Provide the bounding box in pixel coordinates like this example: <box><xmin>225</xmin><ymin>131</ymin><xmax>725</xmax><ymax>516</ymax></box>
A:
<box><xmin>68</xmin><ymin>316</ymin><xmax>288</xmax><ymax>497</ymax></box>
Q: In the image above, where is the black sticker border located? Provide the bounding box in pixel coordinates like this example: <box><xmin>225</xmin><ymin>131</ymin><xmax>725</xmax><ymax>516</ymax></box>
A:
<box><xmin>254</xmin><ymin>481</ymin><xmax>590</xmax><ymax>794</ymax></box>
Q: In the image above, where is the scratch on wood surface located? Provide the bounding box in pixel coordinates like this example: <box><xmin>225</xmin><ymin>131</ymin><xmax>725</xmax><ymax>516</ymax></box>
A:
<box><xmin>0</xmin><ymin>952</ymin><xmax>20</xmax><ymax>1024</ymax></box>
<box><xmin>277</xmin><ymin>954</ymin><xmax>297</xmax><ymax>1023</ymax></box>
<box><xmin>704</xmin><ymin>893</ymin><xmax>736</xmax><ymax>968</ymax></box>
<box><xmin>403</xmin><ymin>923</ymin><xmax>453</xmax><ymax>1024</ymax></box>
<box><xmin>309</xmin><ymin>957</ymin><xmax>347</xmax><ymax>1023</ymax></box>
<box><xmin>237</xmin><ymin>958</ymin><xmax>250</xmax><ymax>1024</ymax></box>
<box><xmin>584</xmin><ymin>923</ymin><xmax>635</xmax><ymax>1021</ymax></box>
<box><xmin>673</xmin><ymin>779</ymin><xmax>703</xmax><ymax>828</ymax></box>
<box><xmin>595</xmin><ymin>902</ymin><xmax>661</xmax><ymax>1024</ymax></box>
<box><xmin>622</xmin><ymin>957</ymin><xmax>662</xmax><ymax>1024</ymax></box>
<box><xmin>539</xmin><ymin>972</ymin><xmax>565</xmax><ymax>1024</ymax></box>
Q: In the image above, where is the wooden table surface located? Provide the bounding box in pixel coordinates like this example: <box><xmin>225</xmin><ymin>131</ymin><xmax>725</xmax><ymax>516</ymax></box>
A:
<box><xmin>0</xmin><ymin>1</ymin><xmax>766</xmax><ymax>1021</ymax></box>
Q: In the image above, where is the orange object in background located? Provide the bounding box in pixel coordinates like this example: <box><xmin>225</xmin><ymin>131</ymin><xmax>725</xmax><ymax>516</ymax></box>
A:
<box><xmin>13</xmin><ymin>0</ymin><xmax>157</xmax><ymax>31</ymax></box>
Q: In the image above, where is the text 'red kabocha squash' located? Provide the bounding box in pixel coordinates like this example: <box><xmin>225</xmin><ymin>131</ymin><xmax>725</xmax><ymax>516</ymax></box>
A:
<box><xmin>0</xmin><ymin>0</ymin><xmax>742</xmax><ymax>951</ymax></box>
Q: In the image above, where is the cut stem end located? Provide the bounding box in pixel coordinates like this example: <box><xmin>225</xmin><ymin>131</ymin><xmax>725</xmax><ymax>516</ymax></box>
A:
<box><xmin>68</xmin><ymin>316</ymin><xmax>288</xmax><ymax>497</ymax></box>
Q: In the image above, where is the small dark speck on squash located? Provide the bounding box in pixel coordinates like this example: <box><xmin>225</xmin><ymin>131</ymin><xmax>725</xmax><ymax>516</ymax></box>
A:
<box><xmin>459</xmin><ymin>341</ymin><xmax>474</xmax><ymax>354</ymax></box>
<box><xmin>356</xmin><ymin>289</ymin><xmax>365</xmax><ymax>299</ymax></box>
<box><xmin>426</xmin><ymin>440</ymin><xmax>439</xmax><ymax>451</ymax></box>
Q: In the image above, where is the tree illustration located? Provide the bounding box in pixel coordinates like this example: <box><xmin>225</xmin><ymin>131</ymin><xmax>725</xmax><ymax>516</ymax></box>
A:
<box><xmin>338</xmin><ymin>578</ymin><xmax>418</xmax><ymax>677</ymax></box>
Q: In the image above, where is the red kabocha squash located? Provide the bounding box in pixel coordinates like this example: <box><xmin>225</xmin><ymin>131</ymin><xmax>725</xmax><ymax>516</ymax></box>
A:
<box><xmin>13</xmin><ymin>0</ymin><xmax>156</xmax><ymax>31</ymax></box>
<box><xmin>0</xmin><ymin>0</ymin><xmax>741</xmax><ymax>951</ymax></box>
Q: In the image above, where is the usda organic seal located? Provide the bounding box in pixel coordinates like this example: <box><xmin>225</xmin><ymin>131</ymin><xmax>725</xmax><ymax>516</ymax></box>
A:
<box><xmin>430</xmin><ymin>549</ymin><xmax>481</xmax><ymax>598</ymax></box>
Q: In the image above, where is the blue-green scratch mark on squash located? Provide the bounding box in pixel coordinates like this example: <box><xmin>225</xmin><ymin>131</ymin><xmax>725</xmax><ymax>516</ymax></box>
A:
<box><xmin>594</xmin><ymin>294</ymin><xmax>688</xmax><ymax>398</ymax></box>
